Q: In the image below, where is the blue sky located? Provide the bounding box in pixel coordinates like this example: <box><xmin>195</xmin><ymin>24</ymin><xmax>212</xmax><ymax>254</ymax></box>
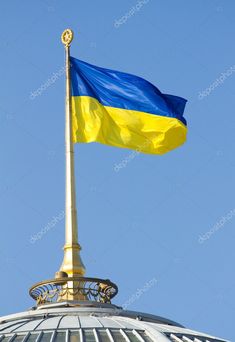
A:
<box><xmin>0</xmin><ymin>0</ymin><xmax>235</xmax><ymax>340</ymax></box>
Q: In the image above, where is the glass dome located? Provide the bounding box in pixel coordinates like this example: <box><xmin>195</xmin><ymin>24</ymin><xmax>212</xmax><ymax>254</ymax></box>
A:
<box><xmin>0</xmin><ymin>305</ymin><xmax>227</xmax><ymax>342</ymax></box>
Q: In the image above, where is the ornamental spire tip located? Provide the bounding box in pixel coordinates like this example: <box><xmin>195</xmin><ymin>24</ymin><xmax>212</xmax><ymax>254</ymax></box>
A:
<box><xmin>61</xmin><ymin>28</ymin><xmax>74</xmax><ymax>47</ymax></box>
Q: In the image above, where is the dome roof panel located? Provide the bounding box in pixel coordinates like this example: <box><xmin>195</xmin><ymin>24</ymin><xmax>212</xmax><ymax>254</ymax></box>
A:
<box><xmin>1</xmin><ymin>320</ymin><xmax>28</xmax><ymax>332</ymax></box>
<box><xmin>0</xmin><ymin>320</ymin><xmax>29</xmax><ymax>334</ymax></box>
<box><xmin>91</xmin><ymin>317</ymin><xmax>123</xmax><ymax>329</ymax></box>
<box><xmin>36</xmin><ymin>317</ymin><xmax>62</xmax><ymax>331</ymax></box>
<box><xmin>13</xmin><ymin>319</ymin><xmax>44</xmax><ymax>333</ymax></box>
<box><xmin>58</xmin><ymin>316</ymin><xmax>80</xmax><ymax>329</ymax></box>
<box><xmin>78</xmin><ymin>316</ymin><xmax>103</xmax><ymax>328</ymax></box>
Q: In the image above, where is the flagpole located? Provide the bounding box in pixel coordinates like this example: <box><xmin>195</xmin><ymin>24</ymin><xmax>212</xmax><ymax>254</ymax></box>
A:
<box><xmin>57</xmin><ymin>29</ymin><xmax>85</xmax><ymax>278</ymax></box>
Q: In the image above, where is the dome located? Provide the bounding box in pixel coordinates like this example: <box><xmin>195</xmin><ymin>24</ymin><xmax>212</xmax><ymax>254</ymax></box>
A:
<box><xmin>0</xmin><ymin>303</ymin><xmax>227</xmax><ymax>342</ymax></box>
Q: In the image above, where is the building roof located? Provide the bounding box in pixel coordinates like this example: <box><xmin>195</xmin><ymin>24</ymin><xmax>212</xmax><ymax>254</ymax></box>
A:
<box><xmin>0</xmin><ymin>304</ymin><xmax>228</xmax><ymax>342</ymax></box>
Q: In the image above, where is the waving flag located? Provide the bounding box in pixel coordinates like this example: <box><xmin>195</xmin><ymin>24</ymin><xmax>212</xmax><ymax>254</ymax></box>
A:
<box><xmin>70</xmin><ymin>57</ymin><xmax>187</xmax><ymax>154</ymax></box>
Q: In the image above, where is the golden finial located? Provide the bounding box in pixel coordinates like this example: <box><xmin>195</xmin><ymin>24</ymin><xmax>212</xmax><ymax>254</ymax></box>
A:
<box><xmin>61</xmin><ymin>29</ymin><xmax>74</xmax><ymax>47</ymax></box>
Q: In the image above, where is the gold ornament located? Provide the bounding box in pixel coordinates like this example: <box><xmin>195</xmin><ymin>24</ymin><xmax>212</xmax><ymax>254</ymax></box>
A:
<box><xmin>61</xmin><ymin>29</ymin><xmax>74</xmax><ymax>46</ymax></box>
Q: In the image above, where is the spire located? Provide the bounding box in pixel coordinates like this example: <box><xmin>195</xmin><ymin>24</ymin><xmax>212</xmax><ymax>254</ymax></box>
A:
<box><xmin>57</xmin><ymin>29</ymin><xmax>86</xmax><ymax>278</ymax></box>
<box><xmin>29</xmin><ymin>30</ymin><xmax>118</xmax><ymax>307</ymax></box>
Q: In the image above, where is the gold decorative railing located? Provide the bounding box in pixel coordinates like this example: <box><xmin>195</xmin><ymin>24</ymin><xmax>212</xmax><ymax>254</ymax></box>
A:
<box><xmin>29</xmin><ymin>277</ymin><xmax>118</xmax><ymax>306</ymax></box>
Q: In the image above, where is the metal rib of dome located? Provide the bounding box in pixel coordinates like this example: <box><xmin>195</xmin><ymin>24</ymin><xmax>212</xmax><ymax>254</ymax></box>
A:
<box><xmin>0</xmin><ymin>306</ymin><xmax>228</xmax><ymax>342</ymax></box>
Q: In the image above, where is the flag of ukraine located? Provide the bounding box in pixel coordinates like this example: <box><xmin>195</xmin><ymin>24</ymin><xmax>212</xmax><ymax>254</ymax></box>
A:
<box><xmin>70</xmin><ymin>57</ymin><xmax>187</xmax><ymax>155</ymax></box>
